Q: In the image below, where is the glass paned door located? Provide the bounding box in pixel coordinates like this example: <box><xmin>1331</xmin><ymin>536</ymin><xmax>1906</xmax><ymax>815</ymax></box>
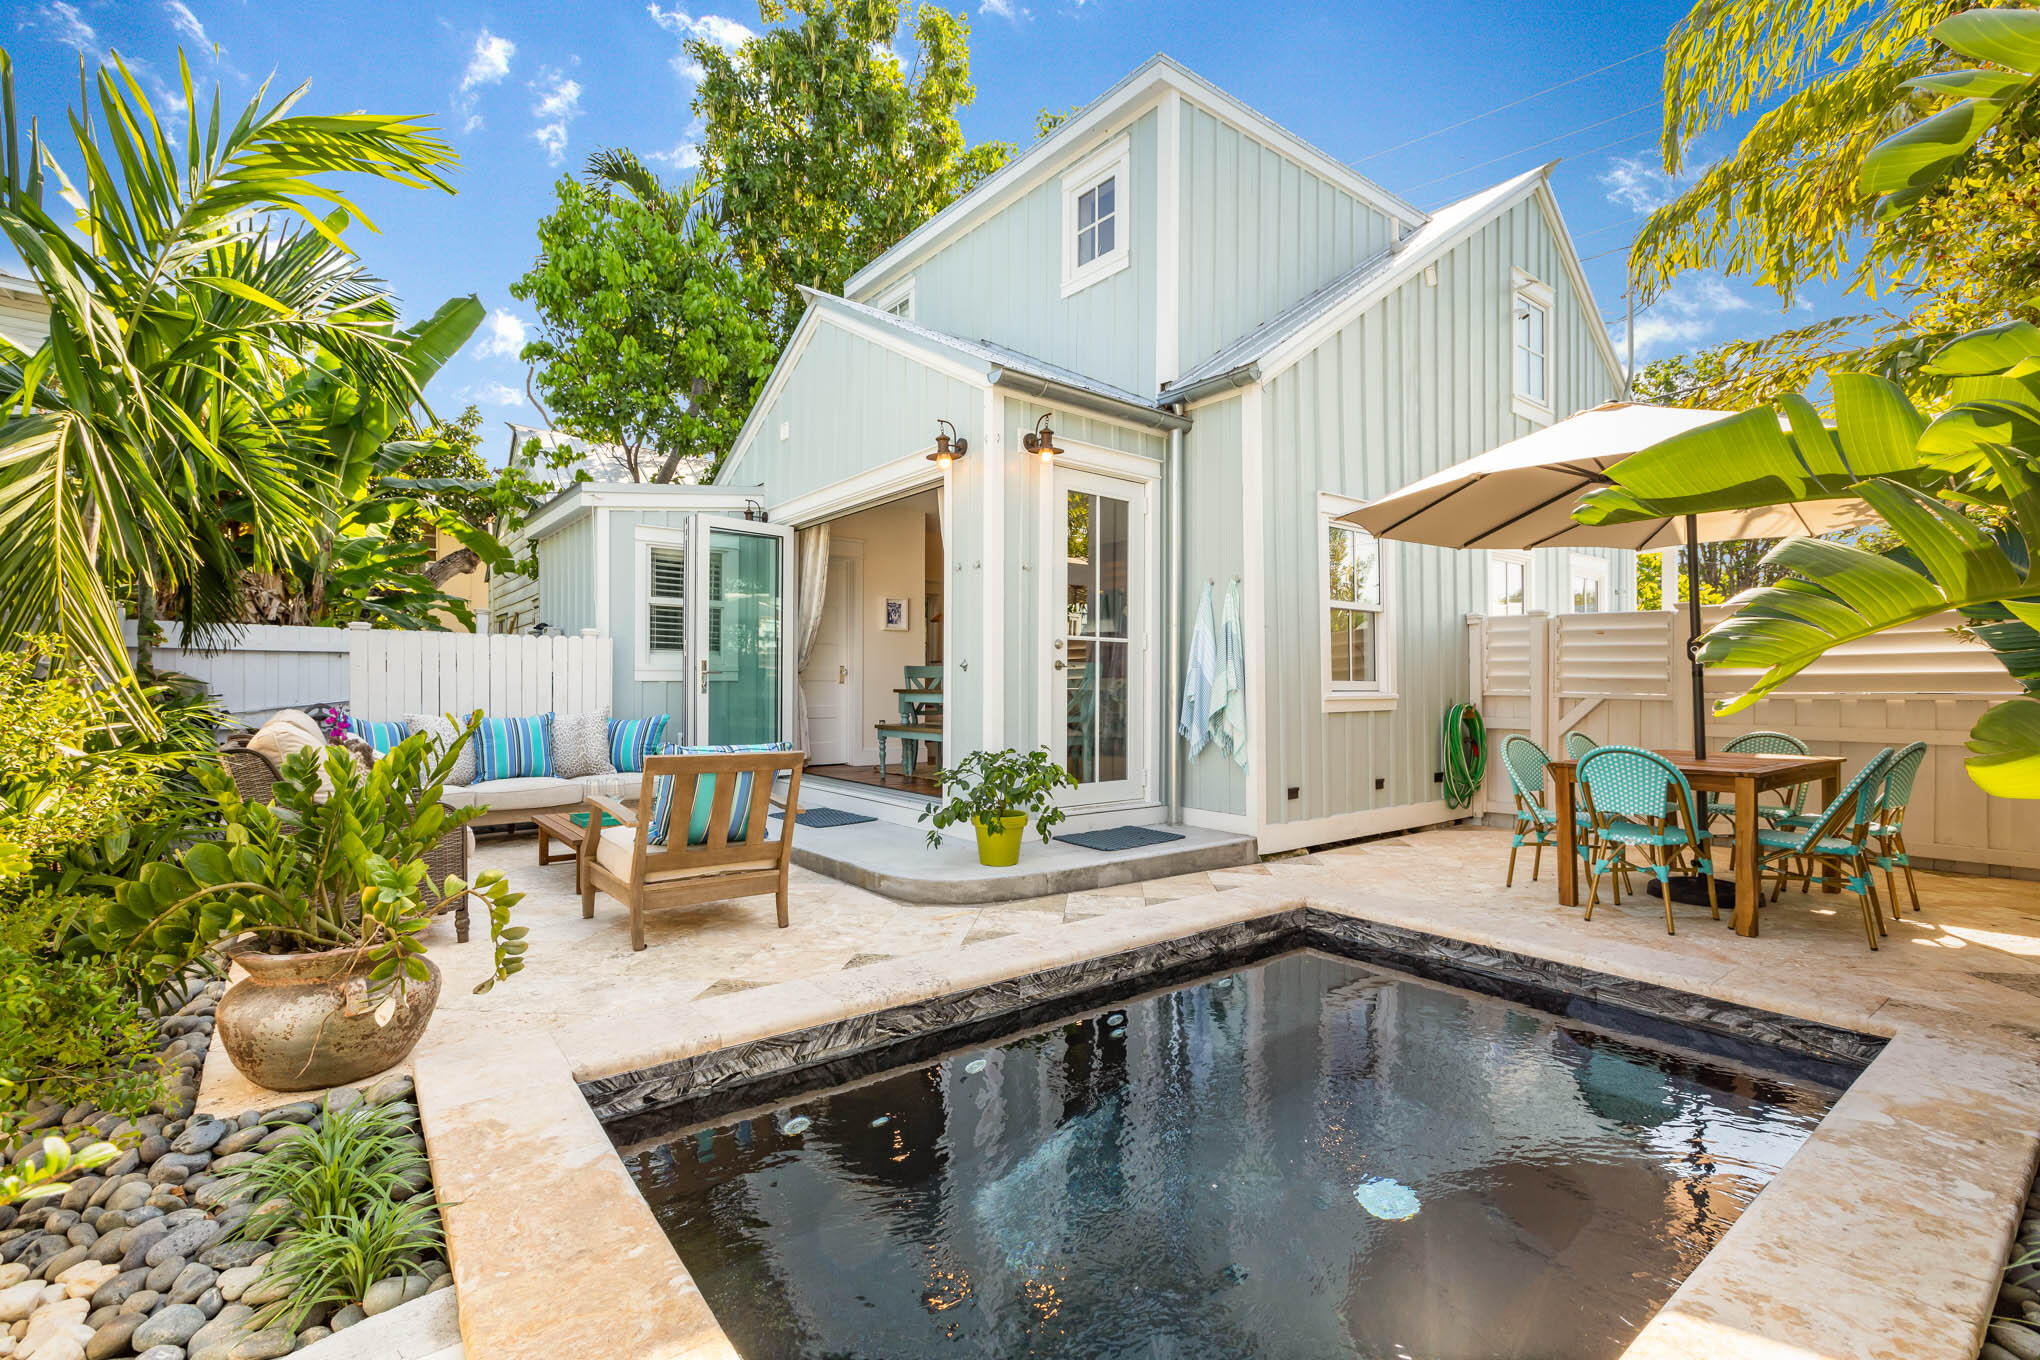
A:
<box><xmin>1052</xmin><ymin>471</ymin><xmax>1145</xmax><ymax>803</ymax></box>
<box><xmin>691</xmin><ymin>517</ymin><xmax>792</xmax><ymax>747</ymax></box>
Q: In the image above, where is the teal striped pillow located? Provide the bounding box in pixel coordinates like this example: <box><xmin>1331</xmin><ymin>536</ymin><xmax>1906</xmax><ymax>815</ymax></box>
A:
<box><xmin>608</xmin><ymin>715</ymin><xmax>669</xmax><ymax>773</ymax></box>
<box><xmin>648</xmin><ymin>742</ymin><xmax>791</xmax><ymax>847</ymax></box>
<box><xmin>474</xmin><ymin>715</ymin><xmax>553</xmax><ymax>782</ymax></box>
<box><xmin>346</xmin><ymin>716</ymin><xmax>409</xmax><ymax>754</ymax></box>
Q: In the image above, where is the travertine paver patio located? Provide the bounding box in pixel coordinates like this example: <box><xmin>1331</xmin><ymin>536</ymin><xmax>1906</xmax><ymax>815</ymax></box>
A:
<box><xmin>196</xmin><ymin>826</ymin><xmax>2040</xmax><ymax>1360</ymax></box>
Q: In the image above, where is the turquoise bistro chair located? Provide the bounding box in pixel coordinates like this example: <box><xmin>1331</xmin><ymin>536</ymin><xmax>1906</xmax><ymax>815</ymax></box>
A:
<box><xmin>1872</xmin><ymin>741</ymin><xmax>1928</xmax><ymax>914</ymax></box>
<box><xmin>1755</xmin><ymin>748</ymin><xmax>1895</xmax><ymax>949</ymax></box>
<box><xmin>1563</xmin><ymin>731</ymin><xmax>1598</xmax><ymax>761</ymax></box>
<box><xmin>1575</xmin><ymin>745</ymin><xmax>1719</xmax><ymax>934</ymax></box>
<box><xmin>1705</xmin><ymin>730</ymin><xmax>1811</xmax><ymax>830</ymax></box>
<box><xmin>1501</xmin><ymin>735</ymin><xmax>1563</xmax><ymax>887</ymax></box>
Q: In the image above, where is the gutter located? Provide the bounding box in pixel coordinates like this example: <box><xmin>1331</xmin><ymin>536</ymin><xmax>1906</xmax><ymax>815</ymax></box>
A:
<box><xmin>987</xmin><ymin>366</ymin><xmax>1192</xmax><ymax>433</ymax></box>
<box><xmin>1156</xmin><ymin>361</ymin><xmax>1261</xmax><ymax>409</ymax></box>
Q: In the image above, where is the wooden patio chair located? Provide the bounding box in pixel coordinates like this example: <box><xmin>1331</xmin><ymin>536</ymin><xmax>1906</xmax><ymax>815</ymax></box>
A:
<box><xmin>580</xmin><ymin>748</ymin><xmax>807</xmax><ymax>951</ymax></box>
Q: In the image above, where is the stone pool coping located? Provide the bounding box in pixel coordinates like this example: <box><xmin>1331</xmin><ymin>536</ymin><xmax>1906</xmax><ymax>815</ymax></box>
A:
<box><xmin>411</xmin><ymin>869</ymin><xmax>2040</xmax><ymax>1360</ymax></box>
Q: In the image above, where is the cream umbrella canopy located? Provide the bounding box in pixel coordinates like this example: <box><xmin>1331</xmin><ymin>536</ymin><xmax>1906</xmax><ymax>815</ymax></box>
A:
<box><xmin>1338</xmin><ymin>402</ymin><xmax>1880</xmax><ymax>758</ymax></box>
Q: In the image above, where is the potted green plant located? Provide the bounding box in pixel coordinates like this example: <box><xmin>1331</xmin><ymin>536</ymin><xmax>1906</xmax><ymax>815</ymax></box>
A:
<box><xmin>919</xmin><ymin>747</ymin><xmax>1075</xmax><ymax>867</ymax></box>
<box><xmin>105</xmin><ymin>723</ymin><xmax>525</xmax><ymax>1091</ymax></box>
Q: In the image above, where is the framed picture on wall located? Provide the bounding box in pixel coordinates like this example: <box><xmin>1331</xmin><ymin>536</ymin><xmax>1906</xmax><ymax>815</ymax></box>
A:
<box><xmin>882</xmin><ymin>597</ymin><xmax>910</xmax><ymax>631</ymax></box>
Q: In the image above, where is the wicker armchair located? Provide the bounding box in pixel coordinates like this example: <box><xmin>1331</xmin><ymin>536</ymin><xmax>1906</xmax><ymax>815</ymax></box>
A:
<box><xmin>215</xmin><ymin>741</ymin><xmax>476</xmax><ymax>942</ymax></box>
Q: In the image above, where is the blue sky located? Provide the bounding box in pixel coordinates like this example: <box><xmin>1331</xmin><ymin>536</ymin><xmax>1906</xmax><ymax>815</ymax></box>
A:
<box><xmin>6</xmin><ymin>0</ymin><xmax>1844</xmax><ymax>457</ymax></box>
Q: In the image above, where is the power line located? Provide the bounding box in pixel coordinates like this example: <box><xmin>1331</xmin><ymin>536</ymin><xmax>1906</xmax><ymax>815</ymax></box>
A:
<box><xmin>1356</xmin><ymin>45</ymin><xmax>1663</xmax><ymax>164</ymax></box>
<box><xmin>1407</xmin><ymin>111</ymin><xmax>1658</xmax><ymax>196</ymax></box>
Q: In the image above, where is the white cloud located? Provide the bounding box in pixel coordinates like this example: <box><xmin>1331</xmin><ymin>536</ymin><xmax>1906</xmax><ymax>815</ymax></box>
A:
<box><xmin>477</xmin><ymin>309</ymin><xmax>528</xmax><ymax>360</ymax></box>
<box><xmin>648</xmin><ymin>5</ymin><xmax>752</xmax><ymax>83</ymax></box>
<box><xmin>529</xmin><ymin>67</ymin><xmax>583</xmax><ymax>166</ymax></box>
<box><xmin>463</xmin><ymin>29</ymin><xmax>515</xmax><ymax>91</ymax></box>
<box><xmin>980</xmin><ymin>0</ymin><xmax>1033</xmax><ymax>20</ymax></box>
<box><xmin>647</xmin><ymin>140</ymin><xmax>702</xmax><ymax>171</ymax></box>
<box><xmin>36</xmin><ymin>3</ymin><xmax>97</xmax><ymax>50</ymax></box>
<box><xmin>1610</xmin><ymin>275</ymin><xmax>1758</xmax><ymax>360</ymax></box>
<box><xmin>164</xmin><ymin>2</ymin><xmax>208</xmax><ymax>47</ymax></box>
<box><xmin>1598</xmin><ymin>155</ymin><xmax>1679</xmax><ymax>213</ymax></box>
<box><xmin>465</xmin><ymin>381</ymin><xmax>525</xmax><ymax>408</ymax></box>
<box><xmin>671</xmin><ymin>53</ymin><xmax>706</xmax><ymax>83</ymax></box>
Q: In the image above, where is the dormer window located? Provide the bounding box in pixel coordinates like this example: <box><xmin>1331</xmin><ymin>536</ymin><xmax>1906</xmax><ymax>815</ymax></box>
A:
<box><xmin>1511</xmin><ymin>267</ymin><xmax>1555</xmax><ymax>424</ymax></box>
<box><xmin>1061</xmin><ymin>134</ymin><xmax>1131</xmax><ymax>296</ymax></box>
<box><xmin>873</xmin><ymin>276</ymin><xmax>915</xmax><ymax>320</ymax></box>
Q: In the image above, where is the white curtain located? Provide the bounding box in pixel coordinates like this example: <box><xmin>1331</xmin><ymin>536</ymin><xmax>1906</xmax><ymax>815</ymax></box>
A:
<box><xmin>793</xmin><ymin>524</ymin><xmax>831</xmax><ymax>750</ymax></box>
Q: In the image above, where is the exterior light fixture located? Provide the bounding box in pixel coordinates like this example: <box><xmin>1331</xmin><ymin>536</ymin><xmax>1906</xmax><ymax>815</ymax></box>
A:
<box><xmin>929</xmin><ymin>419</ymin><xmax>968</xmax><ymax>467</ymax></box>
<box><xmin>1022</xmin><ymin>414</ymin><xmax>1061</xmax><ymax>463</ymax></box>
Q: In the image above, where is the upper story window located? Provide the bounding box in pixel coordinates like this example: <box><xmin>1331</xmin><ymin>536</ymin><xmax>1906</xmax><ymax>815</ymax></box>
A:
<box><xmin>1511</xmin><ymin>267</ymin><xmax>1555</xmax><ymax>424</ymax></box>
<box><xmin>1570</xmin><ymin>554</ymin><xmax>1610</xmax><ymax>613</ymax></box>
<box><xmin>874</xmin><ymin>277</ymin><xmax>915</xmax><ymax>320</ymax></box>
<box><xmin>1061</xmin><ymin>135</ymin><xmax>1131</xmax><ymax>297</ymax></box>
<box><xmin>1490</xmin><ymin>549</ymin><xmax>1533</xmax><ymax>616</ymax></box>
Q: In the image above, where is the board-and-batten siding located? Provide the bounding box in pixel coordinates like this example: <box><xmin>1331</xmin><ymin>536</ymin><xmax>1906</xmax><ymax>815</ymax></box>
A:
<box><xmin>1175</xmin><ymin>101</ymin><xmax>1398</xmax><ymax>377</ymax></box>
<box><xmin>1178</xmin><ymin>395</ymin><xmax>1248</xmax><ymax>818</ymax></box>
<box><xmin>1255</xmin><ymin>195</ymin><xmax>1621</xmax><ymax>829</ymax></box>
<box><xmin>1000</xmin><ymin>401</ymin><xmax>1165</xmax><ymax>754</ymax></box>
<box><xmin>852</xmin><ymin>111</ymin><xmax>1160</xmax><ymax>396</ymax></box>
<box><xmin>533</xmin><ymin>513</ymin><xmax>595</xmax><ymax>635</ymax></box>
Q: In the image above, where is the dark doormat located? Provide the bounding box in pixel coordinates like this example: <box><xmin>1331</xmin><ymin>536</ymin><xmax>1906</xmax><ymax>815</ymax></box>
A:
<box><xmin>1645</xmin><ymin>874</ymin><xmax>1739</xmax><ymax>911</ymax></box>
<box><xmin>770</xmin><ymin>806</ymin><xmax>878</xmax><ymax>829</ymax></box>
<box><xmin>1055</xmin><ymin>825</ymin><xmax>1186</xmax><ymax>852</ymax></box>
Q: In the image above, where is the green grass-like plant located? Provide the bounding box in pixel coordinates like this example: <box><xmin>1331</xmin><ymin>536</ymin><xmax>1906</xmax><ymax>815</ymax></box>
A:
<box><xmin>258</xmin><ymin>1197</ymin><xmax>443</xmax><ymax>1329</ymax></box>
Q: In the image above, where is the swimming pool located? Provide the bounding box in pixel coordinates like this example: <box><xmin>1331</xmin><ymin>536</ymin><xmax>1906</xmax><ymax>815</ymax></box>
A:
<box><xmin>622</xmin><ymin>948</ymin><xmax>1838</xmax><ymax>1358</ymax></box>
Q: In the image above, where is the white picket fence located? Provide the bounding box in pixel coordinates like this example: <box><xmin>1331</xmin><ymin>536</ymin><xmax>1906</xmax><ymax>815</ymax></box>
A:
<box><xmin>126</xmin><ymin>621</ymin><xmax>350</xmax><ymax>722</ymax></box>
<box><xmin>344</xmin><ymin>625</ymin><xmax>612</xmax><ymax>721</ymax></box>
<box><xmin>1470</xmin><ymin>608</ymin><xmax>2039</xmax><ymax>875</ymax></box>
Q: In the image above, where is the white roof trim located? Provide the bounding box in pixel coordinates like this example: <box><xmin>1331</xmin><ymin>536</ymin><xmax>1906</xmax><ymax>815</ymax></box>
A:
<box><xmin>843</xmin><ymin>54</ymin><xmax>1424</xmax><ymax>300</ymax></box>
<box><xmin>523</xmin><ymin>481</ymin><xmax>765</xmax><ymax>540</ymax></box>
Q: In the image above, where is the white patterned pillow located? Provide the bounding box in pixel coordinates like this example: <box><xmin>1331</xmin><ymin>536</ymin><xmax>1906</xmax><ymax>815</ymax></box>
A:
<box><xmin>550</xmin><ymin>708</ymin><xmax>615</xmax><ymax>779</ymax></box>
<box><xmin>404</xmin><ymin>713</ymin><xmax>477</xmax><ymax>787</ymax></box>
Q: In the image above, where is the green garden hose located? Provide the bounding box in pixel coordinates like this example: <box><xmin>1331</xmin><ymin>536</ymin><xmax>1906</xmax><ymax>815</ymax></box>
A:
<box><xmin>1441</xmin><ymin>703</ymin><xmax>1486</xmax><ymax>811</ymax></box>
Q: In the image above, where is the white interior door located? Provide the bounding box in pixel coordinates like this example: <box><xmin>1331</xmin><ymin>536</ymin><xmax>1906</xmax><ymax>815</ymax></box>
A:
<box><xmin>1049</xmin><ymin>468</ymin><xmax>1148</xmax><ymax>805</ymax></box>
<box><xmin>800</xmin><ymin>552</ymin><xmax>860</xmax><ymax>765</ymax></box>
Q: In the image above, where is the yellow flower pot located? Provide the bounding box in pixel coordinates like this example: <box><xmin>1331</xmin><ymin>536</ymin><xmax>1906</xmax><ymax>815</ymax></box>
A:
<box><xmin>972</xmin><ymin>813</ymin><xmax>1024</xmax><ymax>867</ymax></box>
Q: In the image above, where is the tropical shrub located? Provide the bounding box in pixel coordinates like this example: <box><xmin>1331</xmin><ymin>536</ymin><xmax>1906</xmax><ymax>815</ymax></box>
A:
<box><xmin>99</xmin><ymin>725</ymin><xmax>527</xmax><ymax>995</ymax></box>
<box><xmin>919</xmin><ymin>747</ymin><xmax>1076</xmax><ymax>847</ymax></box>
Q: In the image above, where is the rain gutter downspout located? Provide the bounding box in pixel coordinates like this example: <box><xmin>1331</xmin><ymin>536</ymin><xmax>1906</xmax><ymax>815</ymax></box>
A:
<box><xmin>1165</xmin><ymin>412</ymin><xmax>1186</xmax><ymax>823</ymax></box>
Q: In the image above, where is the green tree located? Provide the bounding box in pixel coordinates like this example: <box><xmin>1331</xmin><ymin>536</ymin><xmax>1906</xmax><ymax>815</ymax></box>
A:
<box><xmin>1629</xmin><ymin>0</ymin><xmax>2040</xmax><ymax>403</ymax></box>
<box><xmin>689</xmin><ymin>0</ymin><xmax>1014</xmax><ymax>344</ymax></box>
<box><xmin>0</xmin><ymin>50</ymin><xmax>460</xmax><ymax>713</ymax></box>
<box><xmin>511</xmin><ymin>157</ymin><xmax>773</xmax><ymax>481</ymax></box>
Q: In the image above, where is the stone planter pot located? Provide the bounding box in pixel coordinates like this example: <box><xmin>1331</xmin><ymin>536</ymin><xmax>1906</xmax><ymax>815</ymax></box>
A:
<box><xmin>217</xmin><ymin>943</ymin><xmax>440</xmax><ymax>1092</ymax></box>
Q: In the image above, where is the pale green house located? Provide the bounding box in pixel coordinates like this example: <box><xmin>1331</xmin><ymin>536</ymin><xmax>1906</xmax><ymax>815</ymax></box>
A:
<box><xmin>512</xmin><ymin>55</ymin><xmax>1628</xmax><ymax>852</ymax></box>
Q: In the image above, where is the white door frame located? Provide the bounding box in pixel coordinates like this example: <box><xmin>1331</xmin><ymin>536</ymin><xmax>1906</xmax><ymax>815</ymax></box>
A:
<box><xmin>1036</xmin><ymin>446</ymin><xmax>1159</xmax><ymax>810</ymax></box>
<box><xmin>801</xmin><ymin>541</ymin><xmax>863</xmax><ymax>765</ymax></box>
<box><xmin>689</xmin><ymin>514</ymin><xmax>797</xmax><ymax>745</ymax></box>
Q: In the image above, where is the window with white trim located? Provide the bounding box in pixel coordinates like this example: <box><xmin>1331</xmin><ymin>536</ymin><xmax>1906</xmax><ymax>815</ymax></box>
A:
<box><xmin>1570</xmin><ymin>554</ymin><xmax>1611</xmax><ymax>614</ymax></box>
<box><xmin>1320</xmin><ymin>494</ymin><xmax>1395</xmax><ymax>709</ymax></box>
<box><xmin>635</xmin><ymin>526</ymin><xmax>688</xmax><ymax>680</ymax></box>
<box><xmin>1061</xmin><ymin>136</ymin><xmax>1131</xmax><ymax>296</ymax></box>
<box><xmin>874</xmin><ymin>277</ymin><xmax>915</xmax><ymax>319</ymax></box>
<box><xmin>1511</xmin><ymin>268</ymin><xmax>1555</xmax><ymax>422</ymax></box>
<box><xmin>1489</xmin><ymin>549</ymin><xmax>1533</xmax><ymax>616</ymax></box>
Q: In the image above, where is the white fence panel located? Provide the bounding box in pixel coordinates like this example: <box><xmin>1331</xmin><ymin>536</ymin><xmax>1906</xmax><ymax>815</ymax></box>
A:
<box><xmin>347</xmin><ymin>625</ymin><xmax>611</xmax><ymax>721</ymax></box>
<box><xmin>1471</xmin><ymin>608</ymin><xmax>2039</xmax><ymax>875</ymax></box>
<box><xmin>126</xmin><ymin>621</ymin><xmax>350</xmax><ymax>722</ymax></box>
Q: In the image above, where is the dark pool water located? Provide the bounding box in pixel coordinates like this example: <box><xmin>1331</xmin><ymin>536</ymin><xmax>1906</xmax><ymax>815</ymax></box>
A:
<box><xmin>623</xmin><ymin>950</ymin><xmax>1835</xmax><ymax>1360</ymax></box>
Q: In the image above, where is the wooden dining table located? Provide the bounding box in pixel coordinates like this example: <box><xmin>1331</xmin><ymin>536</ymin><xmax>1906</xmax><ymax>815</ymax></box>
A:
<box><xmin>1548</xmin><ymin>750</ymin><xmax>1843</xmax><ymax>937</ymax></box>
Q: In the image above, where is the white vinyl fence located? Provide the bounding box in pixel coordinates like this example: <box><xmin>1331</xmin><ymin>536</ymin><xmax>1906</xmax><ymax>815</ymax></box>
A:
<box><xmin>126</xmin><ymin>621</ymin><xmax>350</xmax><ymax>722</ymax></box>
<box><xmin>345</xmin><ymin>625</ymin><xmax>612</xmax><ymax>721</ymax></box>
<box><xmin>1470</xmin><ymin>608</ymin><xmax>2038</xmax><ymax>876</ymax></box>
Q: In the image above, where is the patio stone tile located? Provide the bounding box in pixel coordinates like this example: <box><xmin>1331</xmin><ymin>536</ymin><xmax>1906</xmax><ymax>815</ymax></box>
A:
<box><xmin>1139</xmin><ymin>872</ymin><xmax>1215</xmax><ymax>900</ymax></box>
<box><xmin>694</xmin><ymin>978</ymin><xmax>769</xmax><ymax>999</ymax></box>
<box><xmin>842</xmin><ymin>952</ymin><xmax>897</xmax><ymax>969</ymax></box>
<box><xmin>962</xmin><ymin>924</ymin><xmax>1015</xmax><ymax>946</ymax></box>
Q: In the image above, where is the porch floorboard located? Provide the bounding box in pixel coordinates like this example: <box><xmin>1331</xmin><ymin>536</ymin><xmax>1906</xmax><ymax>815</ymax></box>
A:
<box><xmin>789</xmin><ymin>815</ymin><xmax>1259</xmax><ymax>904</ymax></box>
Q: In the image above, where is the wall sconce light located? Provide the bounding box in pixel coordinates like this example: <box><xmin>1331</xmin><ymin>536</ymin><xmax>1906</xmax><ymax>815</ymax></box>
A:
<box><xmin>928</xmin><ymin>419</ymin><xmax>968</xmax><ymax>468</ymax></box>
<box><xmin>1022</xmin><ymin>414</ymin><xmax>1061</xmax><ymax>463</ymax></box>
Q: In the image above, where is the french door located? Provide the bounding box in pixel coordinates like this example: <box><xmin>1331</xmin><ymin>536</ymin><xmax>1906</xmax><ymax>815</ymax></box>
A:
<box><xmin>1049</xmin><ymin>468</ymin><xmax>1148</xmax><ymax>805</ymax></box>
<box><xmin>688</xmin><ymin>515</ymin><xmax>794</xmax><ymax>747</ymax></box>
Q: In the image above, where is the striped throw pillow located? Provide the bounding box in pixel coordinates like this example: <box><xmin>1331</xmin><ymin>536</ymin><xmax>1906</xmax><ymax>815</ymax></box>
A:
<box><xmin>608</xmin><ymin>715</ymin><xmax>669</xmax><ymax>773</ymax></box>
<box><xmin>474</xmin><ymin>715</ymin><xmax>553</xmax><ymax>783</ymax></box>
<box><xmin>648</xmin><ymin>742</ymin><xmax>792</xmax><ymax>847</ymax></box>
<box><xmin>347</xmin><ymin>716</ymin><xmax>409</xmax><ymax>755</ymax></box>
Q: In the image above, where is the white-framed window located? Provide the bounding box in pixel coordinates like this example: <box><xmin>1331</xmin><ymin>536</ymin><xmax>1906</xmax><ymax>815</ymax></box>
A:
<box><xmin>1061</xmin><ymin>134</ymin><xmax>1131</xmax><ymax>297</ymax></box>
<box><xmin>1511</xmin><ymin>267</ymin><xmax>1555</xmax><ymax>424</ymax></box>
<box><xmin>1320</xmin><ymin>492</ymin><xmax>1395</xmax><ymax>710</ymax></box>
<box><xmin>634</xmin><ymin>525</ymin><xmax>688</xmax><ymax>681</ymax></box>
<box><xmin>1570</xmin><ymin>553</ymin><xmax>1611</xmax><ymax>614</ymax></box>
<box><xmin>873</xmin><ymin>276</ymin><xmax>915</xmax><ymax>320</ymax></box>
<box><xmin>1489</xmin><ymin>549</ymin><xmax>1533</xmax><ymax>616</ymax></box>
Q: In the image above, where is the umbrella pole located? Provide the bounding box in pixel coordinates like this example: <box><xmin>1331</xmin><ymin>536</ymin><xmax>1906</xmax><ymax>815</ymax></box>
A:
<box><xmin>1684</xmin><ymin>512</ymin><xmax>1707</xmax><ymax>760</ymax></box>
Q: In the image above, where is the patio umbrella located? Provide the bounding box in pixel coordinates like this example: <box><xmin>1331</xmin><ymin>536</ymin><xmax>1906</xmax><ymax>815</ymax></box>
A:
<box><xmin>1339</xmin><ymin>402</ymin><xmax>1880</xmax><ymax>759</ymax></box>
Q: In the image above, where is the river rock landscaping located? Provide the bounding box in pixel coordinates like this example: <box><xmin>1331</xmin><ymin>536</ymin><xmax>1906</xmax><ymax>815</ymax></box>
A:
<box><xmin>0</xmin><ymin>981</ymin><xmax>449</xmax><ymax>1360</ymax></box>
<box><xmin>1987</xmin><ymin>1168</ymin><xmax>2040</xmax><ymax>1360</ymax></box>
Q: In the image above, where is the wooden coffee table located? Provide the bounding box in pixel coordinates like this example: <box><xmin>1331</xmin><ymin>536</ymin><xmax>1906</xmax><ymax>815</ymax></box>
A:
<box><xmin>532</xmin><ymin>807</ymin><xmax>626</xmax><ymax>890</ymax></box>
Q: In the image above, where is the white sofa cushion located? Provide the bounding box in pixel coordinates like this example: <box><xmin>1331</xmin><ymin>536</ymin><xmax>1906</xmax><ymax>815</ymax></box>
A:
<box><xmin>441</xmin><ymin>776</ymin><xmax>577</xmax><ymax>812</ymax></box>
